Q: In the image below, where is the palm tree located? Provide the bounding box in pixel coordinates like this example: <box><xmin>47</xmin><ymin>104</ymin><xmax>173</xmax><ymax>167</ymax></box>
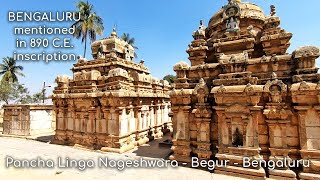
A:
<box><xmin>121</xmin><ymin>33</ymin><xmax>139</xmax><ymax>58</ymax></box>
<box><xmin>71</xmin><ymin>1</ymin><xmax>104</xmax><ymax>58</ymax></box>
<box><xmin>0</xmin><ymin>57</ymin><xmax>24</xmax><ymax>83</ymax></box>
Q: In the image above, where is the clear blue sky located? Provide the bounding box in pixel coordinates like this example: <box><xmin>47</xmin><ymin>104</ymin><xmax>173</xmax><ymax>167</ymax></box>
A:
<box><xmin>0</xmin><ymin>0</ymin><xmax>319</xmax><ymax>94</ymax></box>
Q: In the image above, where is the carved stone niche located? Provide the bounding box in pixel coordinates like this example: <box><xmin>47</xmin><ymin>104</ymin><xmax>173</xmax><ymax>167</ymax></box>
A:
<box><xmin>218</xmin><ymin>52</ymin><xmax>249</xmax><ymax>73</ymax></box>
<box><xmin>223</xmin><ymin>1</ymin><xmax>241</xmax><ymax>36</ymax></box>
<box><xmin>263</xmin><ymin>78</ymin><xmax>287</xmax><ymax>104</ymax></box>
<box><xmin>193</xmin><ymin>78</ymin><xmax>209</xmax><ymax>104</ymax></box>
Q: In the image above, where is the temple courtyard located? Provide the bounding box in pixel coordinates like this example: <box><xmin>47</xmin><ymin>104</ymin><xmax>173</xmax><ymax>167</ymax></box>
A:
<box><xmin>0</xmin><ymin>136</ymin><xmax>245</xmax><ymax>180</ymax></box>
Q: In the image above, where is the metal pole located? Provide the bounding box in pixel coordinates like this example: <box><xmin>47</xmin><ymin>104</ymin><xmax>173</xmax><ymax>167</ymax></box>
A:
<box><xmin>42</xmin><ymin>82</ymin><xmax>45</xmax><ymax>104</ymax></box>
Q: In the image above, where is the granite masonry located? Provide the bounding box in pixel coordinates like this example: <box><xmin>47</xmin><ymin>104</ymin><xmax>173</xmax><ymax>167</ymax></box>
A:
<box><xmin>2</xmin><ymin>105</ymin><xmax>55</xmax><ymax>136</ymax></box>
<box><xmin>51</xmin><ymin>29</ymin><xmax>172</xmax><ymax>153</ymax></box>
<box><xmin>169</xmin><ymin>0</ymin><xmax>320</xmax><ymax>179</ymax></box>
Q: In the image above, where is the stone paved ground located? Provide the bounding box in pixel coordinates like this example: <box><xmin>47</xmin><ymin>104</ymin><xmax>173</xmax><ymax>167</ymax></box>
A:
<box><xmin>0</xmin><ymin>136</ymin><xmax>247</xmax><ymax>180</ymax></box>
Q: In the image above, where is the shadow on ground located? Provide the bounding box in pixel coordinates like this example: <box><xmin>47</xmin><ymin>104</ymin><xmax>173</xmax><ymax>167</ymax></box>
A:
<box><xmin>33</xmin><ymin>135</ymin><xmax>54</xmax><ymax>143</ymax></box>
<box><xmin>126</xmin><ymin>133</ymin><xmax>173</xmax><ymax>159</ymax></box>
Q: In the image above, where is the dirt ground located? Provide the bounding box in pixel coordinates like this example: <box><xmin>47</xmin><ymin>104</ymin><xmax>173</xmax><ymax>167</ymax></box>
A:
<box><xmin>0</xmin><ymin>136</ymin><xmax>247</xmax><ymax>180</ymax></box>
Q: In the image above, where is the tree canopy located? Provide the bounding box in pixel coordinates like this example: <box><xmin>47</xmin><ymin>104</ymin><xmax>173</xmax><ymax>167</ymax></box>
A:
<box><xmin>71</xmin><ymin>0</ymin><xmax>104</xmax><ymax>58</ymax></box>
<box><xmin>0</xmin><ymin>57</ymin><xmax>24</xmax><ymax>83</ymax></box>
<box><xmin>163</xmin><ymin>74</ymin><xmax>177</xmax><ymax>84</ymax></box>
<box><xmin>121</xmin><ymin>33</ymin><xmax>139</xmax><ymax>58</ymax></box>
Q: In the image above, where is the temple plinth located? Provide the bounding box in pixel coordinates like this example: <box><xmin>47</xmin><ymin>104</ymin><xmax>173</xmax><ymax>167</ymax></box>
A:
<box><xmin>170</xmin><ymin>1</ymin><xmax>320</xmax><ymax>179</ymax></box>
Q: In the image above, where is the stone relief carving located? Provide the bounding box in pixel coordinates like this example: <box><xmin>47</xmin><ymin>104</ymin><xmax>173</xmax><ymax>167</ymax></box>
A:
<box><xmin>244</xmin><ymin>83</ymin><xmax>254</xmax><ymax>93</ymax></box>
<box><xmin>226</xmin><ymin>17</ymin><xmax>240</xmax><ymax>32</ymax></box>
<box><xmin>217</xmin><ymin>84</ymin><xmax>226</xmax><ymax>94</ymax></box>
<box><xmin>193</xmin><ymin>78</ymin><xmax>209</xmax><ymax>103</ymax></box>
<box><xmin>293</xmin><ymin>46</ymin><xmax>320</xmax><ymax>59</ymax></box>
<box><xmin>264</xmin><ymin>79</ymin><xmax>287</xmax><ymax>103</ymax></box>
<box><xmin>298</xmin><ymin>81</ymin><xmax>310</xmax><ymax>90</ymax></box>
<box><xmin>224</xmin><ymin>2</ymin><xmax>240</xmax><ymax>33</ymax></box>
<box><xmin>269</xmin><ymin>85</ymin><xmax>282</xmax><ymax>103</ymax></box>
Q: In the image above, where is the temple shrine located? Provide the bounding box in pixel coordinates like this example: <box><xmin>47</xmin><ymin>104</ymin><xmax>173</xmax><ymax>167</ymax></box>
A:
<box><xmin>51</xmin><ymin>29</ymin><xmax>171</xmax><ymax>153</ymax></box>
<box><xmin>170</xmin><ymin>0</ymin><xmax>320</xmax><ymax>179</ymax></box>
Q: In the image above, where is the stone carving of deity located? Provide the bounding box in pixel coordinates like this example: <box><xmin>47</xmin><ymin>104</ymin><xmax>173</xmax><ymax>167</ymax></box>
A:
<box><xmin>269</xmin><ymin>85</ymin><xmax>282</xmax><ymax>103</ymax></box>
<box><xmin>226</xmin><ymin>17</ymin><xmax>240</xmax><ymax>32</ymax></box>
<box><xmin>197</xmin><ymin>89</ymin><xmax>206</xmax><ymax>103</ymax></box>
<box><xmin>98</xmin><ymin>50</ymin><xmax>105</xmax><ymax>59</ymax></box>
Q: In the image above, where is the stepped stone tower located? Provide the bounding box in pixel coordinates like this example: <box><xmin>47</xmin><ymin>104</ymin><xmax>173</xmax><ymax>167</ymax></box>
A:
<box><xmin>51</xmin><ymin>29</ymin><xmax>172</xmax><ymax>153</ymax></box>
<box><xmin>170</xmin><ymin>0</ymin><xmax>320</xmax><ymax>179</ymax></box>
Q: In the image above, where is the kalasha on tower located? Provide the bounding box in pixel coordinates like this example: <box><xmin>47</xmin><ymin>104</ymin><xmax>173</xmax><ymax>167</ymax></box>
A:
<box><xmin>170</xmin><ymin>0</ymin><xmax>320</xmax><ymax>179</ymax></box>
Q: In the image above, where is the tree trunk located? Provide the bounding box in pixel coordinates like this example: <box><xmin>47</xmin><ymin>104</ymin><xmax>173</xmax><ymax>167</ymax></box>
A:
<box><xmin>83</xmin><ymin>36</ymin><xmax>87</xmax><ymax>58</ymax></box>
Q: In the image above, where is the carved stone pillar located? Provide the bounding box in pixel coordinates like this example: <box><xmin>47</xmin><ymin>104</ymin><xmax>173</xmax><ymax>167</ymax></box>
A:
<box><xmin>54</xmin><ymin>98</ymin><xmax>68</xmax><ymax>144</ymax></box>
<box><xmin>169</xmin><ymin>106</ymin><xmax>192</xmax><ymax>162</ymax></box>
<box><xmin>87</xmin><ymin>105</ymin><xmax>97</xmax><ymax>134</ymax></box>
<box><xmin>118</xmin><ymin>107</ymin><xmax>127</xmax><ymax>136</ymax></box>
<box><xmin>264</xmin><ymin>103</ymin><xmax>296</xmax><ymax>179</ymax></box>
<box><xmin>66</xmin><ymin>100</ymin><xmax>75</xmax><ymax>132</ymax></box>
<box><xmin>296</xmin><ymin>106</ymin><xmax>320</xmax><ymax>179</ymax></box>
<box><xmin>250</xmin><ymin>106</ymin><xmax>263</xmax><ymax>148</ymax></box>
<box><xmin>153</xmin><ymin>105</ymin><xmax>163</xmax><ymax>137</ymax></box>
<box><xmin>107</xmin><ymin>107</ymin><xmax>119</xmax><ymax>136</ymax></box>
<box><xmin>97</xmin><ymin>107</ymin><xmax>109</xmax><ymax>134</ymax></box>
<box><xmin>193</xmin><ymin>103</ymin><xmax>212</xmax><ymax>159</ymax></box>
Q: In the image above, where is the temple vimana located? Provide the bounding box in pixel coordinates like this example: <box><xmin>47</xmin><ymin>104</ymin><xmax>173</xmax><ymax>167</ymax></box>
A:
<box><xmin>169</xmin><ymin>0</ymin><xmax>320</xmax><ymax>179</ymax></box>
<box><xmin>51</xmin><ymin>29</ymin><xmax>171</xmax><ymax>153</ymax></box>
<box><xmin>51</xmin><ymin>0</ymin><xmax>320</xmax><ymax>179</ymax></box>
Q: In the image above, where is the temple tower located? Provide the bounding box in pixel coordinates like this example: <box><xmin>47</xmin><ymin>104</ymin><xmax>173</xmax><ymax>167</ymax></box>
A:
<box><xmin>52</xmin><ymin>29</ymin><xmax>172</xmax><ymax>153</ymax></box>
<box><xmin>170</xmin><ymin>0</ymin><xmax>320</xmax><ymax>179</ymax></box>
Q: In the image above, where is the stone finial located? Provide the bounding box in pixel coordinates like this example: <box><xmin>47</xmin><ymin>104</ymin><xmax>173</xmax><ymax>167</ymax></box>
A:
<box><xmin>192</xmin><ymin>20</ymin><xmax>206</xmax><ymax>40</ymax></box>
<box><xmin>270</xmin><ymin>5</ymin><xmax>276</xmax><ymax>16</ymax></box>
<box><xmin>111</xmin><ymin>25</ymin><xmax>117</xmax><ymax>37</ymax></box>
<box><xmin>77</xmin><ymin>55</ymin><xmax>88</xmax><ymax>63</ymax></box>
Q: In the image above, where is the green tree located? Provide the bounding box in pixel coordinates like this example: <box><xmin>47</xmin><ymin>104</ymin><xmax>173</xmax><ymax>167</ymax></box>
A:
<box><xmin>0</xmin><ymin>82</ymin><xmax>13</xmax><ymax>104</ymax></box>
<box><xmin>0</xmin><ymin>81</ymin><xmax>47</xmax><ymax>104</ymax></box>
<box><xmin>32</xmin><ymin>92</ymin><xmax>46</xmax><ymax>103</ymax></box>
<box><xmin>71</xmin><ymin>0</ymin><xmax>104</xmax><ymax>58</ymax></box>
<box><xmin>163</xmin><ymin>74</ymin><xmax>177</xmax><ymax>84</ymax></box>
<box><xmin>0</xmin><ymin>57</ymin><xmax>24</xmax><ymax>83</ymax></box>
<box><xmin>0</xmin><ymin>82</ymin><xmax>29</xmax><ymax>104</ymax></box>
<box><xmin>121</xmin><ymin>33</ymin><xmax>139</xmax><ymax>58</ymax></box>
<box><xmin>14</xmin><ymin>83</ymin><xmax>30</xmax><ymax>103</ymax></box>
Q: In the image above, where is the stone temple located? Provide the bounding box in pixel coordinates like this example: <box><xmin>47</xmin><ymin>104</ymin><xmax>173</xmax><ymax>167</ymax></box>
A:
<box><xmin>51</xmin><ymin>29</ymin><xmax>171</xmax><ymax>153</ymax></box>
<box><xmin>170</xmin><ymin>0</ymin><xmax>320</xmax><ymax>179</ymax></box>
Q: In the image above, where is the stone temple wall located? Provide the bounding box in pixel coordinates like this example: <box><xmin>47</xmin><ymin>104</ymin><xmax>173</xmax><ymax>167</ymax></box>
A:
<box><xmin>2</xmin><ymin>105</ymin><xmax>55</xmax><ymax>136</ymax></box>
<box><xmin>170</xmin><ymin>0</ymin><xmax>320</xmax><ymax>179</ymax></box>
<box><xmin>0</xmin><ymin>108</ymin><xmax>3</xmax><ymax>133</ymax></box>
<box><xmin>51</xmin><ymin>29</ymin><xmax>172</xmax><ymax>153</ymax></box>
